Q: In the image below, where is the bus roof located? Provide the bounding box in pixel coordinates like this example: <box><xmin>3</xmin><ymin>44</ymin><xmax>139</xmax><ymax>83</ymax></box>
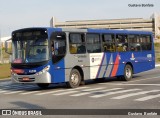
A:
<box><xmin>13</xmin><ymin>27</ymin><xmax>153</xmax><ymax>35</ymax></box>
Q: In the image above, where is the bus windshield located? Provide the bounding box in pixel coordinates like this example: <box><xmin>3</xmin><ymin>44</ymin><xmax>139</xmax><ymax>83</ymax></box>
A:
<box><xmin>12</xmin><ymin>30</ymin><xmax>49</xmax><ymax>63</ymax></box>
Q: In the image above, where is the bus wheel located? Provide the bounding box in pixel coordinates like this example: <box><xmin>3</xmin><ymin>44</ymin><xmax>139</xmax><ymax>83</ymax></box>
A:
<box><xmin>67</xmin><ymin>69</ymin><xmax>81</xmax><ymax>88</ymax></box>
<box><xmin>123</xmin><ymin>64</ymin><xmax>133</xmax><ymax>81</ymax></box>
<box><xmin>37</xmin><ymin>83</ymin><xmax>50</xmax><ymax>89</ymax></box>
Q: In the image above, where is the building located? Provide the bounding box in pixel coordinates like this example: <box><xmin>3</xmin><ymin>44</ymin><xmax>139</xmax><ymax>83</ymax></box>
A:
<box><xmin>0</xmin><ymin>36</ymin><xmax>11</xmax><ymax>48</ymax></box>
<box><xmin>50</xmin><ymin>13</ymin><xmax>160</xmax><ymax>39</ymax></box>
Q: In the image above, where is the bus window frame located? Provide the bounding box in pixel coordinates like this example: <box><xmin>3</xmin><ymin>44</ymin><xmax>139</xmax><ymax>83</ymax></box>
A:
<box><xmin>115</xmin><ymin>34</ymin><xmax>129</xmax><ymax>52</ymax></box>
<box><xmin>128</xmin><ymin>34</ymin><xmax>142</xmax><ymax>52</ymax></box>
<box><xmin>140</xmin><ymin>34</ymin><xmax>152</xmax><ymax>51</ymax></box>
<box><xmin>50</xmin><ymin>31</ymin><xmax>67</xmax><ymax>64</ymax></box>
<box><xmin>69</xmin><ymin>32</ymin><xmax>86</xmax><ymax>54</ymax></box>
<box><xmin>86</xmin><ymin>33</ymin><xmax>102</xmax><ymax>53</ymax></box>
<box><xmin>102</xmin><ymin>33</ymin><xmax>116</xmax><ymax>52</ymax></box>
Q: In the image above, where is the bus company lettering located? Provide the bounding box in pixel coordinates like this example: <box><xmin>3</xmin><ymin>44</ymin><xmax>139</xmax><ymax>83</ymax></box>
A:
<box><xmin>90</xmin><ymin>54</ymin><xmax>103</xmax><ymax>64</ymax></box>
<box><xmin>89</xmin><ymin>53</ymin><xmax>104</xmax><ymax>79</ymax></box>
<box><xmin>91</xmin><ymin>57</ymin><xmax>101</xmax><ymax>63</ymax></box>
<box><xmin>77</xmin><ymin>55</ymin><xmax>87</xmax><ymax>58</ymax></box>
<box><xmin>29</xmin><ymin>70</ymin><xmax>36</xmax><ymax>73</ymax></box>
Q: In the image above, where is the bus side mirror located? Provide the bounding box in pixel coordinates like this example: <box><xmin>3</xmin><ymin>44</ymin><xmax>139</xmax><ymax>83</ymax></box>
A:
<box><xmin>5</xmin><ymin>38</ymin><xmax>12</xmax><ymax>55</ymax></box>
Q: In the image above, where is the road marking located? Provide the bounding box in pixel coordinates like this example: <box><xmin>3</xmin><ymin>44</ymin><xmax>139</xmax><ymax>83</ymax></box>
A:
<box><xmin>135</xmin><ymin>94</ymin><xmax>160</xmax><ymax>101</ymax></box>
<box><xmin>0</xmin><ymin>90</ymin><xmax>7</xmax><ymax>93</ymax></box>
<box><xmin>99</xmin><ymin>83</ymin><xmax>160</xmax><ymax>86</ymax></box>
<box><xmin>53</xmin><ymin>91</ymin><xmax>78</xmax><ymax>95</ymax></box>
<box><xmin>36</xmin><ymin>87</ymin><xmax>111</xmax><ymax>96</ymax></box>
<box><xmin>35</xmin><ymin>89</ymin><xmax>72</xmax><ymax>95</ymax></box>
<box><xmin>111</xmin><ymin>90</ymin><xmax>160</xmax><ymax>99</ymax></box>
<box><xmin>90</xmin><ymin>88</ymin><xmax>141</xmax><ymax>98</ymax></box>
<box><xmin>70</xmin><ymin>88</ymin><xmax>123</xmax><ymax>97</ymax></box>
<box><xmin>123</xmin><ymin>76</ymin><xmax>160</xmax><ymax>83</ymax></box>
<box><xmin>35</xmin><ymin>86</ymin><xmax>90</xmax><ymax>95</ymax></box>
<box><xmin>20</xmin><ymin>91</ymin><xmax>40</xmax><ymax>95</ymax></box>
<box><xmin>99</xmin><ymin>76</ymin><xmax>160</xmax><ymax>85</ymax></box>
<box><xmin>73</xmin><ymin>87</ymin><xmax>90</xmax><ymax>90</ymax></box>
<box><xmin>81</xmin><ymin>87</ymin><xmax>106</xmax><ymax>92</ymax></box>
<box><xmin>22</xmin><ymin>88</ymin><xmax>82</xmax><ymax>95</ymax></box>
<box><xmin>4</xmin><ymin>91</ymin><xmax>24</xmax><ymax>94</ymax></box>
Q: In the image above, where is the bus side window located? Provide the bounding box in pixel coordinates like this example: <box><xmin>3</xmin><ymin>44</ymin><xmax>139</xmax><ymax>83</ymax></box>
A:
<box><xmin>86</xmin><ymin>34</ymin><xmax>101</xmax><ymax>53</ymax></box>
<box><xmin>50</xmin><ymin>32</ymin><xmax>66</xmax><ymax>64</ymax></box>
<box><xmin>128</xmin><ymin>35</ymin><xmax>141</xmax><ymax>52</ymax></box>
<box><xmin>116</xmin><ymin>34</ymin><xmax>128</xmax><ymax>52</ymax></box>
<box><xmin>102</xmin><ymin>34</ymin><xmax>115</xmax><ymax>52</ymax></box>
<box><xmin>69</xmin><ymin>33</ymin><xmax>86</xmax><ymax>54</ymax></box>
<box><xmin>140</xmin><ymin>35</ymin><xmax>152</xmax><ymax>51</ymax></box>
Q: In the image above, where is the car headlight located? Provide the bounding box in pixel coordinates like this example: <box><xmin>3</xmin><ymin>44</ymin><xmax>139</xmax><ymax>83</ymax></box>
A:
<box><xmin>36</xmin><ymin>65</ymin><xmax>50</xmax><ymax>75</ymax></box>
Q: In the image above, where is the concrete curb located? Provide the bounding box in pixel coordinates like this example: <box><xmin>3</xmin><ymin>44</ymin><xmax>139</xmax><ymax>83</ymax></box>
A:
<box><xmin>155</xmin><ymin>64</ymin><xmax>160</xmax><ymax>67</ymax></box>
<box><xmin>0</xmin><ymin>78</ymin><xmax>11</xmax><ymax>82</ymax></box>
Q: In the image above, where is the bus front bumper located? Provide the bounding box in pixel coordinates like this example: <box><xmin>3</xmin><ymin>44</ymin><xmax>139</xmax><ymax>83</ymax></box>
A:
<box><xmin>11</xmin><ymin>72</ymin><xmax>51</xmax><ymax>83</ymax></box>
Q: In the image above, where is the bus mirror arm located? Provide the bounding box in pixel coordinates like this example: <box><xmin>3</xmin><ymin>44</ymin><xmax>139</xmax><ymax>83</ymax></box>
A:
<box><xmin>5</xmin><ymin>38</ymin><xmax>12</xmax><ymax>55</ymax></box>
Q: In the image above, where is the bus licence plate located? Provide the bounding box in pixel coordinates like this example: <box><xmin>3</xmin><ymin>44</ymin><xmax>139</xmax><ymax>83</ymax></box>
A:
<box><xmin>22</xmin><ymin>77</ymin><xmax>30</xmax><ymax>81</ymax></box>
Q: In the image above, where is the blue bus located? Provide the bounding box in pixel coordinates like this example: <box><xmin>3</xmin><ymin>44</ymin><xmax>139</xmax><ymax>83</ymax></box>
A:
<box><xmin>5</xmin><ymin>27</ymin><xmax>155</xmax><ymax>88</ymax></box>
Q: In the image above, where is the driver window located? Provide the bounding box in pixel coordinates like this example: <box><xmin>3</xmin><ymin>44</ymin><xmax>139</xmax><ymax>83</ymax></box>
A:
<box><xmin>50</xmin><ymin>32</ymin><xmax>66</xmax><ymax>64</ymax></box>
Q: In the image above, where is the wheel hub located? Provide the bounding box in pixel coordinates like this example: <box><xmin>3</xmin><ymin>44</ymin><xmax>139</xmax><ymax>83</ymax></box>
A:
<box><xmin>71</xmin><ymin>73</ymin><xmax>79</xmax><ymax>85</ymax></box>
<box><xmin>126</xmin><ymin>68</ymin><xmax>131</xmax><ymax>78</ymax></box>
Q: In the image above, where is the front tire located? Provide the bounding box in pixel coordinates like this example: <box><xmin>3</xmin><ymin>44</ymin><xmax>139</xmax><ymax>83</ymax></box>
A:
<box><xmin>67</xmin><ymin>69</ymin><xmax>81</xmax><ymax>88</ymax></box>
<box><xmin>122</xmin><ymin>64</ymin><xmax>133</xmax><ymax>81</ymax></box>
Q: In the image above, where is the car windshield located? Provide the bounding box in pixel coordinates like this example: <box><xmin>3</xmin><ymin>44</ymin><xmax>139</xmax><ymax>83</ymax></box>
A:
<box><xmin>12</xmin><ymin>30</ymin><xmax>49</xmax><ymax>63</ymax></box>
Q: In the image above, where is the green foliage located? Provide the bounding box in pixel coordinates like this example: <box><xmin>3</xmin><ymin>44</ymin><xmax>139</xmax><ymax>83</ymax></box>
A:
<box><xmin>0</xmin><ymin>64</ymin><xmax>11</xmax><ymax>79</ymax></box>
<box><xmin>154</xmin><ymin>43</ymin><xmax>160</xmax><ymax>47</ymax></box>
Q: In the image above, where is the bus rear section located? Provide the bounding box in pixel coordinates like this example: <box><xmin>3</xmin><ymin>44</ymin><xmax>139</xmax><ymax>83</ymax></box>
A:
<box><xmin>64</xmin><ymin>29</ymin><xmax>155</xmax><ymax>87</ymax></box>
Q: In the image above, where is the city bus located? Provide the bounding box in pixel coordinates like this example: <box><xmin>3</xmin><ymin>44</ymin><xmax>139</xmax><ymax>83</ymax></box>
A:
<box><xmin>5</xmin><ymin>27</ymin><xmax>155</xmax><ymax>88</ymax></box>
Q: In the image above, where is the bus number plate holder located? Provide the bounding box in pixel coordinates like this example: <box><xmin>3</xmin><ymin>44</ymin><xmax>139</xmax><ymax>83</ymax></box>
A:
<box><xmin>22</xmin><ymin>77</ymin><xmax>30</xmax><ymax>81</ymax></box>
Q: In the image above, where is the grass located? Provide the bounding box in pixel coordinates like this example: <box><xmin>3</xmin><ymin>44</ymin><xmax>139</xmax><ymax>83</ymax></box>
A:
<box><xmin>155</xmin><ymin>43</ymin><xmax>160</xmax><ymax>63</ymax></box>
<box><xmin>1</xmin><ymin>48</ymin><xmax>10</xmax><ymax>58</ymax></box>
<box><xmin>0</xmin><ymin>63</ymin><xmax>11</xmax><ymax>79</ymax></box>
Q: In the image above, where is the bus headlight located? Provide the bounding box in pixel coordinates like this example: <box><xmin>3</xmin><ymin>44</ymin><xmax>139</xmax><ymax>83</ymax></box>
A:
<box><xmin>11</xmin><ymin>69</ymin><xmax>24</xmax><ymax>75</ymax></box>
<box><xmin>36</xmin><ymin>65</ymin><xmax>50</xmax><ymax>76</ymax></box>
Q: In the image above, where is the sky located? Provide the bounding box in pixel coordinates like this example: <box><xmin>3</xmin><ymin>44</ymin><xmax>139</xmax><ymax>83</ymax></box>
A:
<box><xmin>0</xmin><ymin>0</ymin><xmax>160</xmax><ymax>37</ymax></box>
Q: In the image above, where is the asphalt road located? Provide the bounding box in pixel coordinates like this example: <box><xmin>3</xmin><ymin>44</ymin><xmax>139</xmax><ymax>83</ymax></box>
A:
<box><xmin>0</xmin><ymin>68</ymin><xmax>160</xmax><ymax>118</ymax></box>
